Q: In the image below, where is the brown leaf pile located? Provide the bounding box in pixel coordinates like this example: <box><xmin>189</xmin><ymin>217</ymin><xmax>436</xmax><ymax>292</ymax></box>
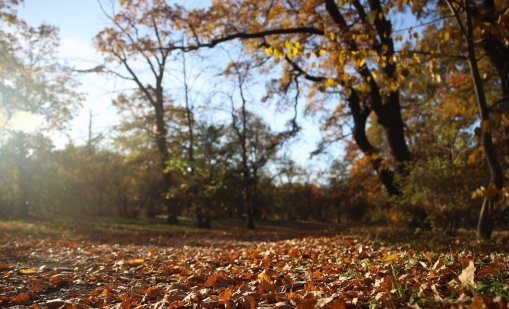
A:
<box><xmin>1</xmin><ymin>230</ymin><xmax>508</xmax><ymax>308</ymax></box>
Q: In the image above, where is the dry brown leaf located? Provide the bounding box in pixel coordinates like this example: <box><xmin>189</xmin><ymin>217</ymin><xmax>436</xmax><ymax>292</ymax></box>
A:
<box><xmin>297</xmin><ymin>298</ymin><xmax>318</xmax><ymax>309</ymax></box>
<box><xmin>458</xmin><ymin>260</ymin><xmax>476</xmax><ymax>287</ymax></box>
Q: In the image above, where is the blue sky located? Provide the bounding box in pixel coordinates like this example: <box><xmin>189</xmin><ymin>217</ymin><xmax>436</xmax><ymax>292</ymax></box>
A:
<box><xmin>15</xmin><ymin>0</ymin><xmax>328</xmax><ymax>177</ymax></box>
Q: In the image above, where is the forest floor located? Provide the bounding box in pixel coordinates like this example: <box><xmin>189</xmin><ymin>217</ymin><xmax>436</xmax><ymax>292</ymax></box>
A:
<box><xmin>0</xmin><ymin>217</ymin><xmax>509</xmax><ymax>308</ymax></box>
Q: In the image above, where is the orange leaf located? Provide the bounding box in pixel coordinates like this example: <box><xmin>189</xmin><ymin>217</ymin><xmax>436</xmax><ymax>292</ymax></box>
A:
<box><xmin>286</xmin><ymin>291</ymin><xmax>303</xmax><ymax>301</ymax></box>
<box><xmin>205</xmin><ymin>273</ymin><xmax>229</xmax><ymax>288</ymax></box>
<box><xmin>205</xmin><ymin>274</ymin><xmax>218</xmax><ymax>287</ymax></box>
<box><xmin>310</xmin><ymin>252</ymin><xmax>319</xmax><ymax>261</ymax></box>
<box><xmin>101</xmin><ymin>288</ymin><xmax>110</xmax><ymax>297</ymax></box>
<box><xmin>218</xmin><ymin>288</ymin><xmax>233</xmax><ymax>301</ymax></box>
<box><xmin>288</xmin><ymin>249</ymin><xmax>299</xmax><ymax>257</ymax></box>
<box><xmin>12</xmin><ymin>292</ymin><xmax>31</xmax><ymax>303</ymax></box>
<box><xmin>258</xmin><ymin>272</ymin><xmax>275</xmax><ymax>292</ymax></box>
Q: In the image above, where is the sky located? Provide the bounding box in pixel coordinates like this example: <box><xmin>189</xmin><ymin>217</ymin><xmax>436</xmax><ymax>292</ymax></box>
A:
<box><xmin>15</xmin><ymin>0</ymin><xmax>329</xmax><ymax>176</ymax></box>
<box><xmin>18</xmin><ymin>0</ymin><xmax>119</xmax><ymax>142</ymax></box>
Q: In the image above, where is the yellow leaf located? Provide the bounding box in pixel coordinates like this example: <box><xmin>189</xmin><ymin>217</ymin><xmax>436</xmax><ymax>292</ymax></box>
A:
<box><xmin>119</xmin><ymin>0</ymin><xmax>126</xmax><ymax>5</ymax></box>
<box><xmin>19</xmin><ymin>268</ymin><xmax>37</xmax><ymax>275</ymax></box>
<box><xmin>377</xmin><ymin>253</ymin><xmax>400</xmax><ymax>262</ymax></box>
<box><xmin>126</xmin><ymin>258</ymin><xmax>144</xmax><ymax>266</ymax></box>
<box><xmin>324</xmin><ymin>78</ymin><xmax>336</xmax><ymax>88</ymax></box>
<box><xmin>258</xmin><ymin>272</ymin><xmax>275</xmax><ymax>292</ymax></box>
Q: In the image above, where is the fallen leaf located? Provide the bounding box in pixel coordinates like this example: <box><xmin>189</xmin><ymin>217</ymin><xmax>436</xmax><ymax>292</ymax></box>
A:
<box><xmin>310</xmin><ymin>251</ymin><xmax>319</xmax><ymax>261</ymax></box>
<box><xmin>477</xmin><ymin>266</ymin><xmax>500</xmax><ymax>278</ymax></box>
<box><xmin>144</xmin><ymin>286</ymin><xmax>163</xmax><ymax>300</ymax></box>
<box><xmin>315</xmin><ymin>294</ymin><xmax>346</xmax><ymax>308</ymax></box>
<box><xmin>204</xmin><ymin>273</ymin><xmax>230</xmax><ymax>289</ymax></box>
<box><xmin>458</xmin><ymin>260</ymin><xmax>476</xmax><ymax>287</ymax></box>
<box><xmin>19</xmin><ymin>268</ymin><xmax>37</xmax><ymax>275</ymax></box>
<box><xmin>286</xmin><ymin>291</ymin><xmax>303</xmax><ymax>301</ymax></box>
<box><xmin>431</xmin><ymin>258</ymin><xmax>445</xmax><ymax>271</ymax></box>
<box><xmin>297</xmin><ymin>298</ymin><xmax>318</xmax><ymax>309</ymax></box>
<box><xmin>101</xmin><ymin>288</ymin><xmax>110</xmax><ymax>297</ymax></box>
<box><xmin>218</xmin><ymin>288</ymin><xmax>233</xmax><ymax>301</ymax></box>
<box><xmin>12</xmin><ymin>292</ymin><xmax>31</xmax><ymax>303</ymax></box>
<box><xmin>125</xmin><ymin>258</ymin><xmax>144</xmax><ymax>266</ymax></box>
<box><xmin>258</xmin><ymin>272</ymin><xmax>275</xmax><ymax>292</ymax></box>
<box><xmin>377</xmin><ymin>253</ymin><xmax>400</xmax><ymax>262</ymax></box>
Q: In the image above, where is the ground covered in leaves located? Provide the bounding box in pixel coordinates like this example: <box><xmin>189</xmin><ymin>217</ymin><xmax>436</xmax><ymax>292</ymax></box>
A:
<box><xmin>1</xmin><ymin>218</ymin><xmax>509</xmax><ymax>308</ymax></box>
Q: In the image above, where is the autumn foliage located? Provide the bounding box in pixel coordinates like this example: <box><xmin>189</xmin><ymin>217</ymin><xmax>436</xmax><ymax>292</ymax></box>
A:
<box><xmin>1</xmin><ymin>220</ymin><xmax>509</xmax><ymax>308</ymax></box>
<box><xmin>1</xmin><ymin>0</ymin><xmax>509</xmax><ymax>307</ymax></box>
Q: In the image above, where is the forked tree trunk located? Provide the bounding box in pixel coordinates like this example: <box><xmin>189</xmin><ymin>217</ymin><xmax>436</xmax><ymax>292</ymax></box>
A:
<box><xmin>348</xmin><ymin>89</ymin><xmax>401</xmax><ymax>195</ymax></box>
<box><xmin>325</xmin><ymin>0</ymin><xmax>410</xmax><ymax>196</ymax></box>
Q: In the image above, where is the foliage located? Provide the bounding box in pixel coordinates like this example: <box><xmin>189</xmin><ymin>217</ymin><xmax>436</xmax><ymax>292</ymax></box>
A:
<box><xmin>1</xmin><ymin>218</ymin><xmax>509</xmax><ymax>307</ymax></box>
<box><xmin>0</xmin><ymin>22</ymin><xmax>81</xmax><ymax>133</ymax></box>
<box><xmin>394</xmin><ymin>158</ymin><xmax>484</xmax><ymax>232</ymax></box>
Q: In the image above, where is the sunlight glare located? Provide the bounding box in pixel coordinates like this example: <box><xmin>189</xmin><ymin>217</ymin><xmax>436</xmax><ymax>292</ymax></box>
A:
<box><xmin>7</xmin><ymin>110</ymin><xmax>42</xmax><ymax>134</ymax></box>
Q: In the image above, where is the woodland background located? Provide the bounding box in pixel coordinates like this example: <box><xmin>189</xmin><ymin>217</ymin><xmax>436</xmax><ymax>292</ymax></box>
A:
<box><xmin>1</xmin><ymin>0</ymin><xmax>509</xmax><ymax>240</ymax></box>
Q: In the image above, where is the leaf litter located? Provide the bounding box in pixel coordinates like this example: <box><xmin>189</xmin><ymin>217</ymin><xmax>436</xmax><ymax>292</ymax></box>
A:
<box><xmin>0</xmin><ymin>227</ymin><xmax>508</xmax><ymax>308</ymax></box>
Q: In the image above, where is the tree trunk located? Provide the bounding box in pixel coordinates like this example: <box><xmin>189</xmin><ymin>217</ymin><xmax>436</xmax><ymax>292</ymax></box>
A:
<box><xmin>16</xmin><ymin>133</ymin><xmax>30</xmax><ymax>218</ymax></box>
<box><xmin>348</xmin><ymin>89</ymin><xmax>401</xmax><ymax>195</ymax></box>
<box><xmin>18</xmin><ymin>161</ymin><xmax>29</xmax><ymax>217</ymax></box>
<box><xmin>366</xmin><ymin>0</ymin><xmax>412</xmax><ymax>170</ymax></box>
<box><xmin>336</xmin><ymin>201</ymin><xmax>341</xmax><ymax>224</ymax></box>
<box><xmin>326</xmin><ymin>0</ymin><xmax>410</xmax><ymax>195</ymax></box>
<box><xmin>450</xmin><ymin>0</ymin><xmax>505</xmax><ymax>240</ymax></box>
<box><xmin>477</xmin><ymin>0</ymin><xmax>509</xmax><ymax>152</ymax></box>
<box><xmin>245</xmin><ymin>186</ymin><xmax>255</xmax><ymax>229</ymax></box>
<box><xmin>153</xmin><ymin>92</ymin><xmax>178</xmax><ymax>224</ymax></box>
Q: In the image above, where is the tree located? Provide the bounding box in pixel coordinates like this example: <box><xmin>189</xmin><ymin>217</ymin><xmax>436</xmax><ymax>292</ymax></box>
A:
<box><xmin>0</xmin><ymin>13</ymin><xmax>81</xmax><ymax>217</ymax></box>
<box><xmin>95</xmin><ymin>0</ymin><xmax>186</xmax><ymax>223</ymax></box>
<box><xmin>1</xmin><ymin>23</ymin><xmax>80</xmax><ymax>133</ymax></box>
<box><xmin>446</xmin><ymin>0</ymin><xmax>506</xmax><ymax>240</ymax></box>
<box><xmin>177</xmin><ymin>0</ymin><xmax>413</xmax><ymax>195</ymax></box>
<box><xmin>225</xmin><ymin>60</ymin><xmax>296</xmax><ymax>229</ymax></box>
